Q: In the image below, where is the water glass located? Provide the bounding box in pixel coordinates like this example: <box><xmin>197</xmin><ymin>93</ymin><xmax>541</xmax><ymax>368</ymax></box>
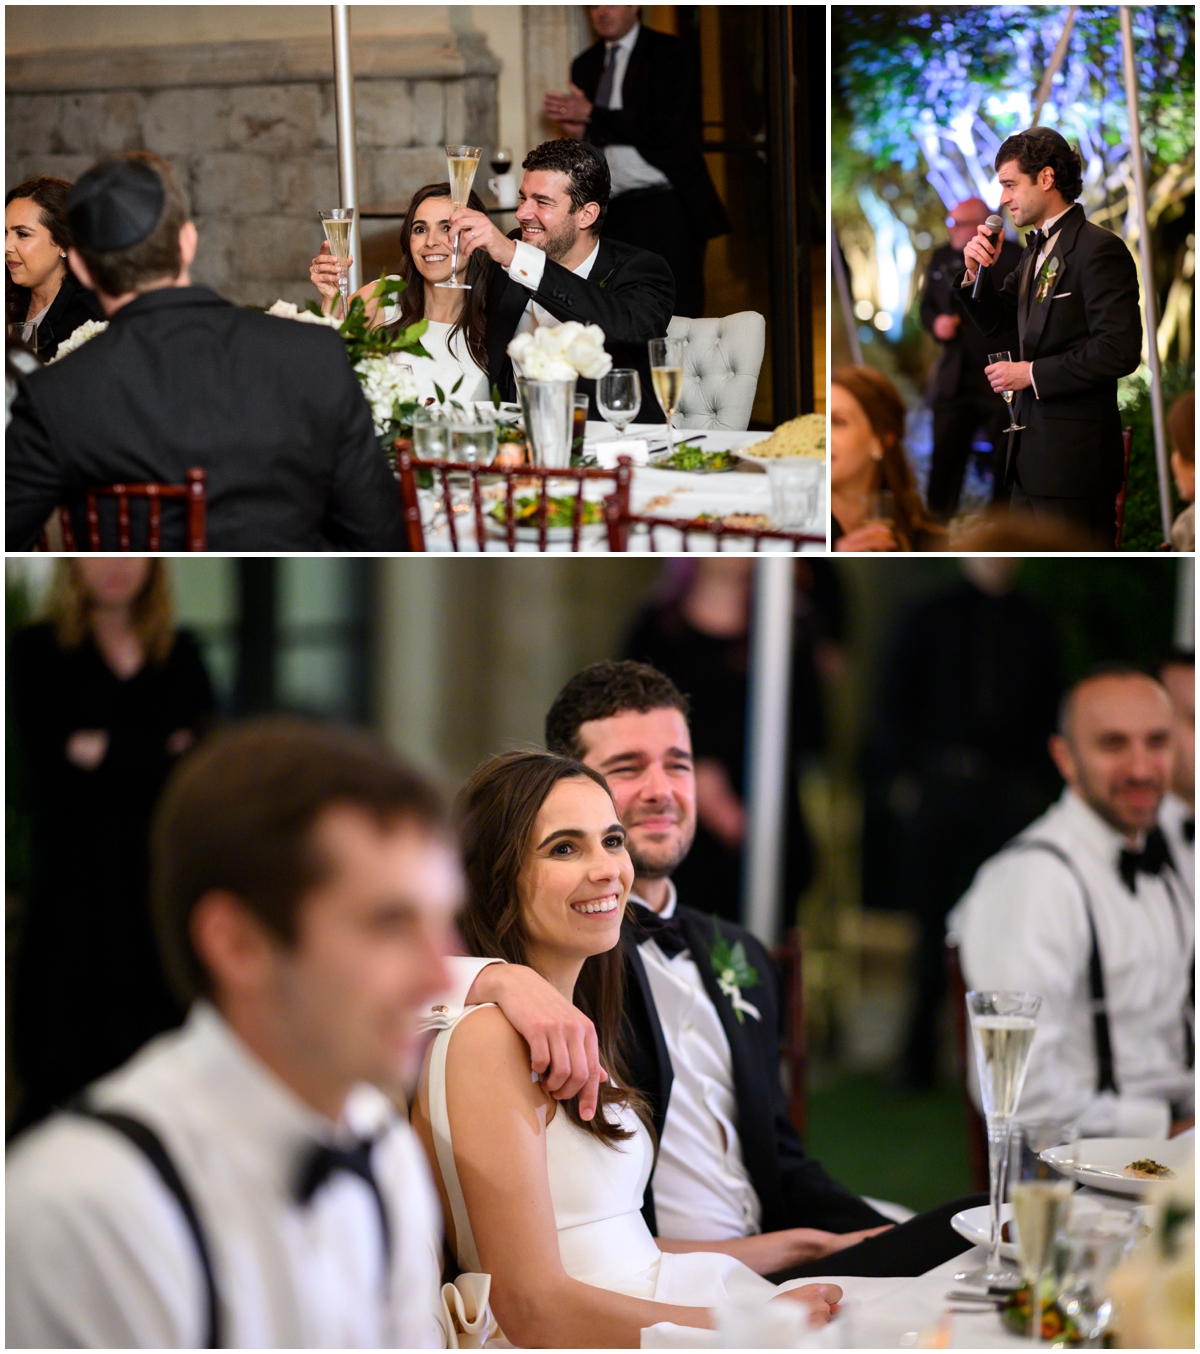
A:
<box><xmin>766</xmin><ymin>460</ymin><xmax>823</xmax><ymax>529</ymax></box>
<box><xmin>412</xmin><ymin>409</ymin><xmax>450</xmax><ymax>461</ymax></box>
<box><xmin>597</xmin><ymin>369</ymin><xmax>642</xmax><ymax>436</ymax></box>
<box><xmin>448</xmin><ymin>415</ymin><xmax>497</xmax><ymax>508</ymax></box>
<box><xmin>1057</xmin><ymin>1213</ymin><xmax>1133</xmax><ymax>1347</ymax></box>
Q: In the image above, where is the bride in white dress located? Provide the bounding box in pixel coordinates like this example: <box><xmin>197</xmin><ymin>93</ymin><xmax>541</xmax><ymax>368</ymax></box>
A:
<box><xmin>309</xmin><ymin>183</ymin><xmax>489</xmax><ymax>405</ymax></box>
<box><xmin>411</xmin><ymin>751</ymin><xmax>842</xmax><ymax>1347</ymax></box>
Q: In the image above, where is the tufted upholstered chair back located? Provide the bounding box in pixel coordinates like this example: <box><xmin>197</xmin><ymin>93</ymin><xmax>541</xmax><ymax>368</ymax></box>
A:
<box><xmin>666</xmin><ymin>311</ymin><xmax>766</xmax><ymax>432</ymax></box>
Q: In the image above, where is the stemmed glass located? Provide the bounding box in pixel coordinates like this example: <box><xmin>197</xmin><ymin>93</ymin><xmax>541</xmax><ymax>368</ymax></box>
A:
<box><xmin>490</xmin><ymin>146</ymin><xmax>513</xmax><ymax>177</ymax></box>
<box><xmin>989</xmin><ymin>350</ymin><xmax>1026</xmax><ymax>432</ymax></box>
<box><xmin>319</xmin><ymin>207</ymin><xmax>355</xmax><ymax>320</ymax></box>
<box><xmin>437</xmin><ymin>144</ymin><xmax>482</xmax><ymax>291</ymax></box>
<box><xmin>597</xmin><ymin>369</ymin><xmax>642</xmax><ymax>439</ymax></box>
<box><xmin>1011</xmin><ymin>1154</ymin><xmax>1073</xmax><ymax>1344</ymax></box>
<box><xmin>961</xmin><ymin>990</ymin><xmax>1042</xmax><ymax>1288</ymax></box>
<box><xmin>649</xmin><ymin>337</ymin><xmax>686</xmax><ymax>456</ymax></box>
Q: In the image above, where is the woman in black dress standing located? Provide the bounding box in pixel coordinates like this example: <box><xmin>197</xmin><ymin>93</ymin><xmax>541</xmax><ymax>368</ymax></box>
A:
<box><xmin>8</xmin><ymin>559</ymin><xmax>214</xmax><ymax>1134</ymax></box>
<box><xmin>5</xmin><ymin>176</ymin><xmax>103</xmax><ymax>362</ymax></box>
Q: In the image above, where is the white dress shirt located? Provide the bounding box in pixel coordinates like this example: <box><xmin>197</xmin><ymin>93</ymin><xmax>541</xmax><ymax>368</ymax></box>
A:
<box><xmin>1160</xmin><ymin>791</ymin><xmax>1195</xmax><ymax>897</ymax></box>
<box><xmin>947</xmin><ymin>788</ymin><xmax>1195</xmax><ymax>1138</ymax></box>
<box><xmin>592</xmin><ymin>23</ymin><xmax>672</xmax><ymax>198</ymax></box>
<box><xmin>6</xmin><ymin>1003</ymin><xmax>444</xmax><ymax>1349</ymax></box>
<box><xmin>507</xmin><ymin>238</ymin><xmax>601</xmax><ymax>348</ymax></box>
<box><xmin>1025</xmin><ymin>205</ymin><xmax>1073</xmax><ymax>399</ymax></box>
<box><xmin>430</xmin><ymin>881</ymin><xmax>761</xmax><ymax>1244</ymax></box>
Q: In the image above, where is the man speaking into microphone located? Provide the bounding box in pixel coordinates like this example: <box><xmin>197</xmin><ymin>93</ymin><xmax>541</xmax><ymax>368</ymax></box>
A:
<box><xmin>954</xmin><ymin>128</ymin><xmax>1142</xmax><ymax>546</ymax></box>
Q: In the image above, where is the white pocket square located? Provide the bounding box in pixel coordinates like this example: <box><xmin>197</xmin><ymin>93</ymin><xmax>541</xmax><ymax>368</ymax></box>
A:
<box><xmin>1052</xmin><ymin>292</ymin><xmax>1072</xmax><ymax>299</ymax></box>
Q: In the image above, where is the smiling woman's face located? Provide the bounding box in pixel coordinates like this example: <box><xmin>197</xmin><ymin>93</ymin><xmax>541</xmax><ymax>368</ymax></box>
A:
<box><xmin>518</xmin><ymin>776</ymin><xmax>633</xmax><ymax>969</ymax></box>
<box><xmin>5</xmin><ymin>197</ymin><xmax>65</xmax><ymax>294</ymax></box>
<box><xmin>829</xmin><ymin>382</ymin><xmax>883</xmax><ymax>492</ymax></box>
<box><xmin>409</xmin><ymin>196</ymin><xmax>455</xmax><ymax>285</ymax></box>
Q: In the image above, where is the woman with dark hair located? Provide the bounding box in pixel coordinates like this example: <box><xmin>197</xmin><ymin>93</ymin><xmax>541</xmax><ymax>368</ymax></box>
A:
<box><xmin>4</xmin><ymin>176</ymin><xmax>103</xmax><ymax>361</ymax></box>
<box><xmin>309</xmin><ymin>181</ymin><xmax>489</xmax><ymax>403</ymax></box>
<box><xmin>7</xmin><ymin>559</ymin><xmax>214</xmax><ymax>1135</ymax></box>
<box><xmin>411</xmin><ymin>750</ymin><xmax>841</xmax><ymax>1348</ymax></box>
<box><xmin>830</xmin><ymin>365</ymin><xmax>944</xmax><ymax>551</ymax></box>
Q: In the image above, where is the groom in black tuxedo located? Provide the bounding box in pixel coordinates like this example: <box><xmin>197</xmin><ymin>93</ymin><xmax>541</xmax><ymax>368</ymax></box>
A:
<box><xmin>448</xmin><ymin>139</ymin><xmax>674</xmax><ymax>421</ymax></box>
<box><xmin>451</xmin><ymin>661</ymin><xmax>984</xmax><ymax>1282</ymax></box>
<box><xmin>954</xmin><ymin>127</ymin><xmax>1142</xmax><ymax>547</ymax></box>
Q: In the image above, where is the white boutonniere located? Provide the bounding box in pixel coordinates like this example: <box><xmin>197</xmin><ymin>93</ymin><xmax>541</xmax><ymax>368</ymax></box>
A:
<box><xmin>1034</xmin><ymin>255</ymin><xmax>1060</xmax><ymax>305</ymax></box>
<box><xmin>709</xmin><ymin>920</ymin><xmax>761</xmax><ymax>1024</ymax></box>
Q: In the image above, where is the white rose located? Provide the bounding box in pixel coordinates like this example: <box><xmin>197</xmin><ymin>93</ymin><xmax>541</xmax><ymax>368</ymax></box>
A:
<box><xmin>353</xmin><ymin>354</ymin><xmax>419</xmax><ymax>435</ymax></box>
<box><xmin>267</xmin><ymin>299</ymin><xmax>299</xmax><ymax>318</ymax></box>
<box><xmin>267</xmin><ymin>299</ymin><xmax>341</xmax><ymax>328</ymax></box>
<box><xmin>49</xmin><ymin>319</ymin><xmax>109</xmax><ymax>362</ymax></box>
<box><xmin>565</xmin><ymin>324</ymin><xmax>612</xmax><ymax>379</ymax></box>
<box><xmin>521</xmin><ymin>348</ymin><xmax>577</xmax><ymax>380</ymax></box>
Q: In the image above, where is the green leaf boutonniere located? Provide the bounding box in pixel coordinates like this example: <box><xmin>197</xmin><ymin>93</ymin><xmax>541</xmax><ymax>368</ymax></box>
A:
<box><xmin>1034</xmin><ymin>255</ymin><xmax>1060</xmax><ymax>305</ymax></box>
<box><xmin>710</xmin><ymin>919</ymin><xmax>761</xmax><ymax>1024</ymax></box>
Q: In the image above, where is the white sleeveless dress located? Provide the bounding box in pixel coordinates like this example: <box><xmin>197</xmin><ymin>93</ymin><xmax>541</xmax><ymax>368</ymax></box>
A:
<box><xmin>428</xmin><ymin>1006</ymin><xmax>818</xmax><ymax>1346</ymax></box>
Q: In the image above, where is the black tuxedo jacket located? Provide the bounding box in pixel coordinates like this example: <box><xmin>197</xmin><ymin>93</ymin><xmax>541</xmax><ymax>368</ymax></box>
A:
<box><xmin>573</xmin><ymin>26</ymin><xmax>730</xmax><ymax>242</ymax></box>
<box><xmin>6</xmin><ymin>287</ymin><xmax>406</xmax><ymax>552</ymax></box>
<box><xmin>953</xmin><ymin>204</ymin><xmax>1142</xmax><ymax>495</ymax></box>
<box><xmin>920</xmin><ymin>240</ymin><xmax>1021</xmax><ymax>403</ymax></box>
<box><xmin>20</xmin><ymin>272</ymin><xmax>105</xmax><ymax>363</ymax></box>
<box><xmin>621</xmin><ymin>905</ymin><xmax>889</xmax><ymax>1236</ymax></box>
<box><xmin>486</xmin><ymin>234</ymin><xmax>675</xmax><ymax>422</ymax></box>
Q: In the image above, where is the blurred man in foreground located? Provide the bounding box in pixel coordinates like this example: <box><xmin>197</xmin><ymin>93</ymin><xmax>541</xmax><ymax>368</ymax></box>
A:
<box><xmin>950</xmin><ymin>667</ymin><xmax>1194</xmax><ymax>1138</ymax></box>
<box><xmin>7</xmin><ymin>720</ymin><xmax>457</xmax><ymax>1347</ymax></box>
<box><xmin>919</xmin><ymin>197</ymin><xmax>1021</xmax><ymax>519</ymax></box>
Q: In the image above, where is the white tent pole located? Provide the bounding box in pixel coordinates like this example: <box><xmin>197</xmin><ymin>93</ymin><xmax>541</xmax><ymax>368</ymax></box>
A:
<box><xmin>1119</xmin><ymin>6</ymin><xmax>1171</xmax><ymax>543</ymax></box>
<box><xmin>332</xmin><ymin>5</ymin><xmax>362</xmax><ymax>294</ymax></box>
<box><xmin>1175</xmin><ymin>557</ymin><xmax>1195</xmax><ymax>652</ymax></box>
<box><xmin>743</xmin><ymin>558</ymin><xmax>795</xmax><ymax>945</ymax></box>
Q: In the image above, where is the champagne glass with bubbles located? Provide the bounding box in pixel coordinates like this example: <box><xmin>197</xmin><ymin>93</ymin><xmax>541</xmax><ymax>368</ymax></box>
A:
<box><xmin>1012</xmin><ymin>1147</ymin><xmax>1074</xmax><ymax>1344</ymax></box>
<box><xmin>649</xmin><ymin>337</ymin><xmax>685</xmax><ymax>456</ymax></box>
<box><xmin>319</xmin><ymin>207</ymin><xmax>355</xmax><ymax>320</ymax></box>
<box><xmin>962</xmin><ymin>990</ymin><xmax>1042</xmax><ymax>1287</ymax></box>
<box><xmin>437</xmin><ymin>144</ymin><xmax>482</xmax><ymax>291</ymax></box>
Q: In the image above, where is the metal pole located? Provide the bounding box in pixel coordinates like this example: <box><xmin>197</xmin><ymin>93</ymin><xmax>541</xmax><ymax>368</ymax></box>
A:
<box><xmin>332</xmin><ymin>4</ymin><xmax>361</xmax><ymax>294</ymax></box>
<box><xmin>832</xmin><ymin>231</ymin><xmax>864</xmax><ymax>366</ymax></box>
<box><xmin>1119</xmin><ymin>6</ymin><xmax>1171</xmax><ymax>543</ymax></box>
<box><xmin>743</xmin><ymin>557</ymin><xmax>795</xmax><ymax>945</ymax></box>
<box><xmin>1175</xmin><ymin>557</ymin><xmax>1195</xmax><ymax>652</ymax></box>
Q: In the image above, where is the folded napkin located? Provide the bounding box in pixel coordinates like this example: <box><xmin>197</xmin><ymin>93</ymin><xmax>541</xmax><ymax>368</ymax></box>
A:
<box><xmin>440</xmin><ymin>1272</ymin><xmax>503</xmax><ymax>1348</ymax></box>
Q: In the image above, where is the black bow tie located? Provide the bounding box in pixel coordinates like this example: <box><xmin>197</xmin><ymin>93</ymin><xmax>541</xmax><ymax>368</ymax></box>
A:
<box><xmin>1025</xmin><ymin>215</ymin><xmax>1068</xmax><ymax>254</ymax></box>
<box><xmin>628</xmin><ymin>901</ymin><xmax>690</xmax><ymax>958</ymax></box>
<box><xmin>1118</xmin><ymin>826</ymin><xmax>1173</xmax><ymax>893</ymax></box>
<box><xmin>1184</xmin><ymin>818</ymin><xmax>1195</xmax><ymax>844</ymax></box>
<box><xmin>296</xmin><ymin>1136</ymin><xmax>391</xmax><ymax>1265</ymax></box>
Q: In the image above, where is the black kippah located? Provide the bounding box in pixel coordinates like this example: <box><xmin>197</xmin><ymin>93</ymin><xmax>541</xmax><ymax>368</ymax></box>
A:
<box><xmin>67</xmin><ymin>159</ymin><xmax>165</xmax><ymax>253</ymax></box>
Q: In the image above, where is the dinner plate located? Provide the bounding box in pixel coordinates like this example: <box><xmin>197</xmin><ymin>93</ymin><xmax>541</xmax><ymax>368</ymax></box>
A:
<box><xmin>950</xmin><ymin>1203</ymin><xmax>1019</xmax><ymax>1262</ymax></box>
<box><xmin>735</xmin><ymin>450</ymin><xmax>826</xmax><ymax>472</ymax></box>
<box><xmin>1040</xmin><ymin>1137</ymin><xmax>1193</xmax><ymax>1198</ymax></box>
<box><xmin>482</xmin><ymin>514</ymin><xmax>607</xmax><ymax>546</ymax></box>
<box><xmin>647</xmin><ymin>448</ymin><xmax>741</xmax><ymax>474</ymax></box>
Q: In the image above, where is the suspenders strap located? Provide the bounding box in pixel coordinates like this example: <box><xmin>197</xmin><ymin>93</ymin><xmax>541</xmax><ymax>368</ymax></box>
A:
<box><xmin>70</xmin><ymin>1104</ymin><xmax>222</xmax><ymax>1348</ymax></box>
<box><xmin>1007</xmin><ymin>840</ymin><xmax>1118</xmax><ymax>1095</ymax></box>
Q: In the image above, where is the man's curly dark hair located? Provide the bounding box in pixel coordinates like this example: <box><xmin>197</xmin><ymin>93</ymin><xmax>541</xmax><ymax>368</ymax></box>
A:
<box><xmin>545</xmin><ymin>661</ymin><xmax>689</xmax><ymax>760</ymax></box>
<box><xmin>994</xmin><ymin>128</ymin><xmax>1084</xmax><ymax>203</ymax></box>
<box><xmin>522</xmin><ymin>139</ymin><xmax>611</xmax><ymax>232</ymax></box>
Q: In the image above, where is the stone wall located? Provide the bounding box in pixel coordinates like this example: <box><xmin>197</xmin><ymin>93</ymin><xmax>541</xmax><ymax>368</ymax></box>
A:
<box><xmin>5</xmin><ymin>31</ymin><xmax>498</xmax><ymax>306</ymax></box>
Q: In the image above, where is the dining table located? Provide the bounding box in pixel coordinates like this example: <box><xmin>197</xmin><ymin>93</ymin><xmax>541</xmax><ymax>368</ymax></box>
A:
<box><xmin>414</xmin><ymin>421</ymin><xmax>828</xmax><ymax>553</ymax></box>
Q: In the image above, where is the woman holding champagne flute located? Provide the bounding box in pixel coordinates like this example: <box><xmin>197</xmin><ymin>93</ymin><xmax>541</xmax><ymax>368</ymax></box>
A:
<box><xmin>309</xmin><ymin>182</ymin><xmax>490</xmax><ymax>404</ymax></box>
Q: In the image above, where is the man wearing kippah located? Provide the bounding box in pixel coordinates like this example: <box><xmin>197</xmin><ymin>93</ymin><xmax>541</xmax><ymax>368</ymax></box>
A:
<box><xmin>954</xmin><ymin>127</ymin><xmax>1142</xmax><ymax>547</ymax></box>
<box><xmin>6</xmin><ymin>152</ymin><xmax>405</xmax><ymax>552</ymax></box>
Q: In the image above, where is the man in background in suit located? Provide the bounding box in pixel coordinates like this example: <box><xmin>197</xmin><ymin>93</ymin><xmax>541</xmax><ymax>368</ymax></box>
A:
<box><xmin>431</xmin><ymin>662</ymin><xmax>986</xmax><ymax>1281</ymax></box>
<box><xmin>542</xmin><ymin>5</ymin><xmax>729</xmax><ymax>318</ymax></box>
<box><xmin>919</xmin><ymin>197</ymin><xmax>1021</xmax><ymax>520</ymax></box>
<box><xmin>955</xmin><ymin>127</ymin><xmax>1142</xmax><ymax>546</ymax></box>
<box><xmin>6</xmin><ymin>153</ymin><xmax>404</xmax><ymax>553</ymax></box>
<box><xmin>451</xmin><ymin>138</ymin><xmax>674</xmax><ymax>420</ymax></box>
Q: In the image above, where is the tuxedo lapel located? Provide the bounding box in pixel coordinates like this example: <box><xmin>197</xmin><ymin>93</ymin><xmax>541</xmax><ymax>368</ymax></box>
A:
<box><xmin>487</xmin><ymin>266</ymin><xmax>535</xmax><ymax>399</ymax></box>
<box><xmin>1016</xmin><ymin>248</ymin><xmax>1037</xmax><ymax>355</ymax></box>
<box><xmin>1023</xmin><ymin>205</ymin><xmax>1084</xmax><ymax>362</ymax></box>
<box><xmin>677</xmin><ymin>909</ymin><xmax>782</xmax><ymax>1211</ymax></box>
<box><xmin>620</xmin><ymin>924</ymin><xmax>673</xmax><ymax>1141</ymax></box>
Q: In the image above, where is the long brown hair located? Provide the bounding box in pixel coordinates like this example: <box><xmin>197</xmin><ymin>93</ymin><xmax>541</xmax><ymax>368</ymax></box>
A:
<box><xmin>389</xmin><ymin>182</ymin><xmax>490</xmax><ymax>372</ymax></box>
<box><xmin>455</xmin><ymin>750</ymin><xmax>652</xmax><ymax>1147</ymax></box>
<box><xmin>47</xmin><ymin>559</ymin><xmax>177</xmax><ymax>664</ymax></box>
<box><xmin>5</xmin><ymin>175</ymin><xmax>73</xmax><ymax>330</ymax></box>
<box><xmin>832</xmin><ymin>365</ymin><xmax>944</xmax><ymax>550</ymax></box>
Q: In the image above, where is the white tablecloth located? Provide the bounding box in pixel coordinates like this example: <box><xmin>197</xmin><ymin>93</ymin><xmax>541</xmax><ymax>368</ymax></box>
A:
<box><xmin>417</xmin><ymin>423</ymin><xmax>828</xmax><ymax>553</ymax></box>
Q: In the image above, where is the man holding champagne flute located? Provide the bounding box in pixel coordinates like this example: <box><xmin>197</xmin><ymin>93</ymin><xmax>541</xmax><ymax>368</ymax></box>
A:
<box><xmin>448</xmin><ymin>139</ymin><xmax>674</xmax><ymax>420</ymax></box>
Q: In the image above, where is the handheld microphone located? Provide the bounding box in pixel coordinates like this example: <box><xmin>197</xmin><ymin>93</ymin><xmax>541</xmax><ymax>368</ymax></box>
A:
<box><xmin>970</xmin><ymin>214</ymin><xmax>1005</xmax><ymax>299</ymax></box>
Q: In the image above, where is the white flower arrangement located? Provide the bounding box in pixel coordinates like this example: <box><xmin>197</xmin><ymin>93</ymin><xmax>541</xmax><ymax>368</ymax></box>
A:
<box><xmin>507</xmin><ymin>322</ymin><xmax>612</xmax><ymax>381</ymax></box>
<box><xmin>49</xmin><ymin>319</ymin><xmax>109</xmax><ymax>362</ymax></box>
<box><xmin>353</xmin><ymin>353</ymin><xmax>420</xmax><ymax>436</ymax></box>
<box><xmin>266</xmin><ymin>299</ymin><xmax>342</xmax><ymax>329</ymax></box>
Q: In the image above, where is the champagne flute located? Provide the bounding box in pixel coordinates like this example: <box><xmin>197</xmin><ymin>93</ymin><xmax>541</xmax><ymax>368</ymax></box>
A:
<box><xmin>597</xmin><ymin>369</ymin><xmax>641</xmax><ymax>437</ymax></box>
<box><xmin>319</xmin><ymin>208</ymin><xmax>355</xmax><ymax>320</ymax></box>
<box><xmin>962</xmin><ymin>990</ymin><xmax>1042</xmax><ymax>1287</ymax></box>
<box><xmin>649</xmin><ymin>337</ymin><xmax>685</xmax><ymax>457</ymax></box>
<box><xmin>989</xmin><ymin>350</ymin><xmax>1026</xmax><ymax>432</ymax></box>
<box><xmin>1011</xmin><ymin>1172</ymin><xmax>1073</xmax><ymax>1344</ymax></box>
<box><xmin>437</xmin><ymin>144</ymin><xmax>482</xmax><ymax>291</ymax></box>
